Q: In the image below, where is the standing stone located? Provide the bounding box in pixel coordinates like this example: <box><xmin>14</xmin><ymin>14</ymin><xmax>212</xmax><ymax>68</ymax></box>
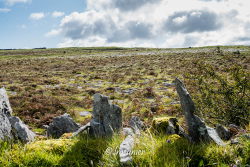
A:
<box><xmin>9</xmin><ymin>116</ymin><xmax>36</xmax><ymax>143</ymax></box>
<box><xmin>175</xmin><ymin>78</ymin><xmax>225</xmax><ymax>145</ymax></box>
<box><xmin>0</xmin><ymin>88</ymin><xmax>12</xmax><ymax>117</ymax></box>
<box><xmin>0</xmin><ymin>88</ymin><xmax>13</xmax><ymax>141</ymax></box>
<box><xmin>89</xmin><ymin>94</ymin><xmax>122</xmax><ymax>137</ymax></box>
<box><xmin>47</xmin><ymin>113</ymin><xmax>80</xmax><ymax>138</ymax></box>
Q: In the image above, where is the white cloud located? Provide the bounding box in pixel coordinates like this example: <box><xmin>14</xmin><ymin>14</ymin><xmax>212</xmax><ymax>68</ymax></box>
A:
<box><xmin>52</xmin><ymin>11</ymin><xmax>65</xmax><ymax>18</ymax></box>
<box><xmin>29</xmin><ymin>12</ymin><xmax>45</xmax><ymax>20</ymax></box>
<box><xmin>45</xmin><ymin>29</ymin><xmax>61</xmax><ymax>37</ymax></box>
<box><xmin>5</xmin><ymin>0</ymin><xmax>31</xmax><ymax>6</ymax></box>
<box><xmin>0</xmin><ymin>8</ymin><xmax>11</xmax><ymax>13</ymax></box>
<box><xmin>47</xmin><ymin>0</ymin><xmax>250</xmax><ymax>47</ymax></box>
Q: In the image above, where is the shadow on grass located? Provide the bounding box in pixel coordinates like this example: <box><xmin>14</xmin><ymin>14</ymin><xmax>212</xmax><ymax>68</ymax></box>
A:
<box><xmin>152</xmin><ymin>136</ymin><xmax>209</xmax><ymax>167</ymax></box>
<box><xmin>58</xmin><ymin>135</ymin><xmax>109</xmax><ymax>167</ymax></box>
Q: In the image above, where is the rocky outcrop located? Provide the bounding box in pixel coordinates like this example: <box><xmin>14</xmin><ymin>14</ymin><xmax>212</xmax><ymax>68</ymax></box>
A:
<box><xmin>9</xmin><ymin>116</ymin><xmax>36</xmax><ymax>143</ymax></box>
<box><xmin>89</xmin><ymin>94</ymin><xmax>122</xmax><ymax>137</ymax></box>
<box><xmin>47</xmin><ymin>113</ymin><xmax>80</xmax><ymax>138</ymax></box>
<box><xmin>175</xmin><ymin>78</ymin><xmax>225</xmax><ymax>145</ymax></box>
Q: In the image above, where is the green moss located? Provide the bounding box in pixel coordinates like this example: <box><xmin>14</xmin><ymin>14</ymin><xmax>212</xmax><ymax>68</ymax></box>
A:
<box><xmin>151</xmin><ymin>116</ymin><xmax>175</xmax><ymax>134</ymax></box>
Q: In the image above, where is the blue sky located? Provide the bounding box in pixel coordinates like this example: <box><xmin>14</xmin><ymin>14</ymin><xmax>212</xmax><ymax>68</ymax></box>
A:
<box><xmin>1</xmin><ymin>0</ymin><xmax>250</xmax><ymax>48</ymax></box>
<box><xmin>0</xmin><ymin>0</ymin><xmax>85</xmax><ymax>48</ymax></box>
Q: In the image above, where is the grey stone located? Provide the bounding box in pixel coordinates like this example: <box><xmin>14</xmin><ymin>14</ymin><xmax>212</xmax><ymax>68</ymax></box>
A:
<box><xmin>0</xmin><ymin>88</ymin><xmax>13</xmax><ymax>141</ymax></box>
<box><xmin>206</xmin><ymin>126</ymin><xmax>225</xmax><ymax>146</ymax></box>
<box><xmin>119</xmin><ymin>134</ymin><xmax>134</xmax><ymax>164</ymax></box>
<box><xmin>0</xmin><ymin>111</ymin><xmax>13</xmax><ymax>141</ymax></box>
<box><xmin>231</xmin><ymin>138</ymin><xmax>240</xmax><ymax>145</ymax></box>
<box><xmin>169</xmin><ymin>101</ymin><xmax>180</xmax><ymax>105</ymax></box>
<box><xmin>47</xmin><ymin>113</ymin><xmax>80</xmax><ymax>138</ymax></box>
<box><xmin>175</xmin><ymin>78</ymin><xmax>224</xmax><ymax>145</ymax></box>
<box><xmin>119</xmin><ymin>117</ymin><xmax>144</xmax><ymax>164</ymax></box>
<box><xmin>0</xmin><ymin>88</ymin><xmax>12</xmax><ymax>116</ymax></box>
<box><xmin>89</xmin><ymin>94</ymin><xmax>122</xmax><ymax>137</ymax></box>
<box><xmin>9</xmin><ymin>116</ymin><xmax>36</xmax><ymax>143</ymax></box>
<box><xmin>163</xmin><ymin>82</ymin><xmax>175</xmax><ymax>87</ymax></box>
<box><xmin>216</xmin><ymin>124</ymin><xmax>232</xmax><ymax>140</ymax></box>
<box><xmin>129</xmin><ymin>116</ymin><xmax>144</xmax><ymax>135</ymax></box>
<box><xmin>122</xmin><ymin>88</ymin><xmax>137</xmax><ymax>94</ymax></box>
<box><xmin>79</xmin><ymin>111</ymin><xmax>91</xmax><ymax>117</ymax></box>
<box><xmin>123</xmin><ymin>127</ymin><xmax>134</xmax><ymax>136</ymax></box>
<box><xmin>72</xmin><ymin>122</ymin><xmax>91</xmax><ymax>137</ymax></box>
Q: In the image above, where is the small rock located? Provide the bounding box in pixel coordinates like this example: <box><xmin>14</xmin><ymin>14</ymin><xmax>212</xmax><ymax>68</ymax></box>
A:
<box><xmin>228</xmin><ymin>124</ymin><xmax>240</xmax><ymax>136</ymax></box>
<box><xmin>216</xmin><ymin>124</ymin><xmax>232</xmax><ymax>140</ymax></box>
<box><xmin>151</xmin><ymin>117</ymin><xmax>181</xmax><ymax>135</ymax></box>
<box><xmin>231</xmin><ymin>138</ymin><xmax>240</xmax><ymax>145</ymax></box>
<box><xmin>72</xmin><ymin>122</ymin><xmax>91</xmax><ymax>137</ymax></box>
<box><xmin>129</xmin><ymin>116</ymin><xmax>144</xmax><ymax>135</ymax></box>
<box><xmin>79</xmin><ymin>111</ymin><xmax>91</xmax><ymax>117</ymax></box>
<box><xmin>169</xmin><ymin>101</ymin><xmax>180</xmax><ymax>105</ymax></box>
<box><xmin>47</xmin><ymin>113</ymin><xmax>80</xmax><ymax>138</ymax></box>
<box><xmin>42</xmin><ymin>125</ymin><xmax>49</xmax><ymax>129</ymax></box>
<box><xmin>163</xmin><ymin>82</ymin><xmax>175</xmax><ymax>87</ymax></box>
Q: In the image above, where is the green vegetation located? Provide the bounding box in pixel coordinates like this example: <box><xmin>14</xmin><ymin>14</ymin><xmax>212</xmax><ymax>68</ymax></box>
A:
<box><xmin>0</xmin><ymin>134</ymin><xmax>249</xmax><ymax>167</ymax></box>
<box><xmin>0</xmin><ymin>46</ymin><xmax>249</xmax><ymax>166</ymax></box>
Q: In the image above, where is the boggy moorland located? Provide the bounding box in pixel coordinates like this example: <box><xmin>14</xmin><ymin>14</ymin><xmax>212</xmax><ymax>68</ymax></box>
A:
<box><xmin>0</xmin><ymin>46</ymin><xmax>249</xmax><ymax>167</ymax></box>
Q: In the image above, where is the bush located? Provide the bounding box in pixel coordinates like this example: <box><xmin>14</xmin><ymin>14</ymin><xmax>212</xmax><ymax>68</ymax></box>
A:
<box><xmin>187</xmin><ymin>62</ymin><xmax>250</xmax><ymax>127</ymax></box>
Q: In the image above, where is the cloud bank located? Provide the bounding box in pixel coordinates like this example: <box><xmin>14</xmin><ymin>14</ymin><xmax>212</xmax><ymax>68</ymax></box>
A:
<box><xmin>5</xmin><ymin>0</ymin><xmax>31</xmax><ymax>6</ymax></box>
<box><xmin>46</xmin><ymin>0</ymin><xmax>250</xmax><ymax>48</ymax></box>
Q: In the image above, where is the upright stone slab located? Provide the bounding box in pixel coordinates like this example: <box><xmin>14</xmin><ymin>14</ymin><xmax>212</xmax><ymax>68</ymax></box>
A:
<box><xmin>89</xmin><ymin>94</ymin><xmax>122</xmax><ymax>137</ymax></box>
<box><xmin>175</xmin><ymin>78</ymin><xmax>225</xmax><ymax>145</ymax></box>
<box><xmin>0</xmin><ymin>88</ymin><xmax>13</xmax><ymax>141</ymax></box>
<box><xmin>0</xmin><ymin>88</ymin><xmax>12</xmax><ymax>117</ymax></box>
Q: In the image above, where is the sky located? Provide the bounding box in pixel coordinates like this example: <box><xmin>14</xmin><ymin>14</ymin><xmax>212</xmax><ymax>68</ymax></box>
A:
<box><xmin>1</xmin><ymin>0</ymin><xmax>250</xmax><ymax>49</ymax></box>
